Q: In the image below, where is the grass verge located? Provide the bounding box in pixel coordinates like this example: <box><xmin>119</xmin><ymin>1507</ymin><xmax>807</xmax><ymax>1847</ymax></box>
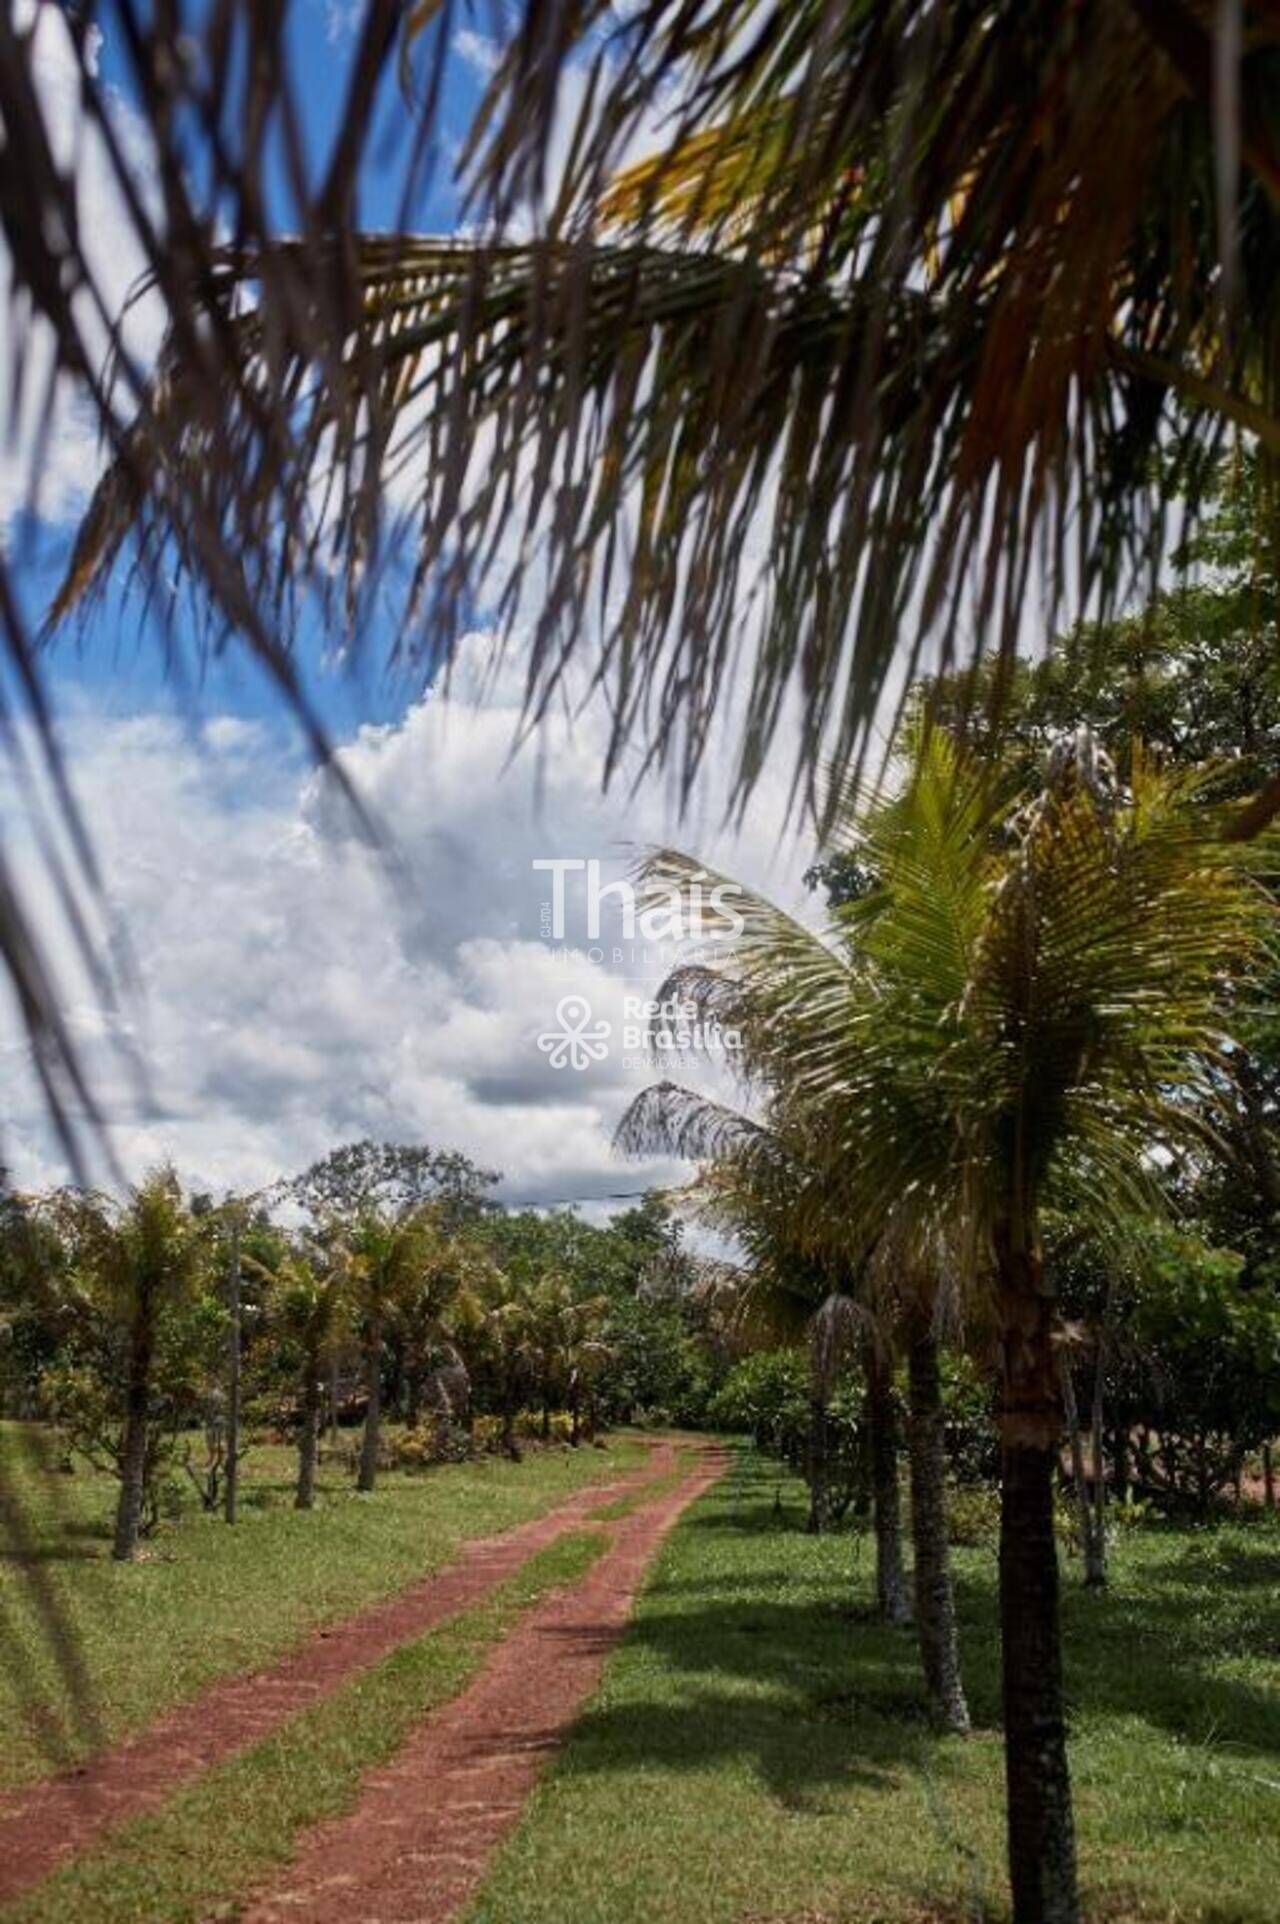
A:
<box><xmin>0</xmin><ymin>1419</ymin><xmax>645</xmax><ymax>1790</ymax></box>
<box><xmin>465</xmin><ymin>1447</ymin><xmax>1280</xmax><ymax>1924</ymax></box>
<box><xmin>2</xmin><ymin>1528</ymin><xmax>608</xmax><ymax>1924</ymax></box>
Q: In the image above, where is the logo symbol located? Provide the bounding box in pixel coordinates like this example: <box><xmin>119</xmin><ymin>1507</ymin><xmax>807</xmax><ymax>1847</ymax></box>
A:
<box><xmin>537</xmin><ymin>995</ymin><xmax>612</xmax><ymax>1072</ymax></box>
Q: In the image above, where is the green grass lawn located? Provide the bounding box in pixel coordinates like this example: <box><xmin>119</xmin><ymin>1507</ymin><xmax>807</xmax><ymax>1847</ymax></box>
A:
<box><xmin>466</xmin><ymin>1447</ymin><xmax>1280</xmax><ymax>1924</ymax></box>
<box><xmin>2</xmin><ymin>1529</ymin><xmax>608</xmax><ymax>1924</ymax></box>
<box><xmin>0</xmin><ymin>1419</ymin><xmax>645</xmax><ymax>1792</ymax></box>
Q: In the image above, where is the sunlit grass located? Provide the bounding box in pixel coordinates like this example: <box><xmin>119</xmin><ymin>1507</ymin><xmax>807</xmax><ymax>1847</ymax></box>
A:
<box><xmin>468</xmin><ymin>1448</ymin><xmax>1280</xmax><ymax>1924</ymax></box>
<box><xmin>0</xmin><ymin>1419</ymin><xmax>644</xmax><ymax>1790</ymax></box>
<box><xmin>2</xmin><ymin>1529</ymin><xmax>607</xmax><ymax>1924</ymax></box>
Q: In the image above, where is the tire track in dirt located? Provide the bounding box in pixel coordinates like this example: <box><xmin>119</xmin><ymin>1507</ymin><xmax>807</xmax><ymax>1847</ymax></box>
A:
<box><xmin>237</xmin><ymin>1444</ymin><xmax>728</xmax><ymax>1924</ymax></box>
<box><xmin>0</xmin><ymin>1443</ymin><xmax>680</xmax><ymax>1907</ymax></box>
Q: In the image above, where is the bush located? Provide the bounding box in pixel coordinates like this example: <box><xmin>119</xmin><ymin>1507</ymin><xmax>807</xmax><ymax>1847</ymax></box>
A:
<box><xmin>941</xmin><ymin>1353</ymin><xmax>1000</xmax><ymax>1483</ymax></box>
<box><xmin>946</xmin><ymin>1481</ymin><xmax>1000</xmax><ymax>1546</ymax></box>
<box><xmin>514</xmin><ymin>1410</ymin><xmax>577</xmax><ymax>1444</ymax></box>
<box><xmin>385</xmin><ymin>1419</ymin><xmax>476</xmax><ymax>1470</ymax></box>
<box><xmin>708</xmin><ymin>1349</ymin><xmax>810</xmax><ymax>1462</ymax></box>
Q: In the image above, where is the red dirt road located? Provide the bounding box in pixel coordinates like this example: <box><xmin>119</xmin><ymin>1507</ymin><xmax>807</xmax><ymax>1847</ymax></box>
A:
<box><xmin>0</xmin><ymin>1444</ymin><xmax>680</xmax><ymax>1907</ymax></box>
<box><xmin>238</xmin><ymin>1444</ymin><xmax>728</xmax><ymax>1924</ymax></box>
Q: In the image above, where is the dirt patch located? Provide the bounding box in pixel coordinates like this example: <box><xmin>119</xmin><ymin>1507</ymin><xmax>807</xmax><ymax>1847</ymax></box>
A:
<box><xmin>0</xmin><ymin>1443</ymin><xmax>677</xmax><ymax>1908</ymax></box>
<box><xmin>237</xmin><ymin>1445</ymin><xmax>729</xmax><ymax>1924</ymax></box>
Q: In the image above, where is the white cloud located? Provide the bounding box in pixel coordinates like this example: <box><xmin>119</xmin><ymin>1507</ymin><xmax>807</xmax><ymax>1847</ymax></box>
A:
<box><xmin>1</xmin><ymin>639</ymin><xmax>815</xmax><ymax>1208</ymax></box>
<box><xmin>0</xmin><ymin>4</ymin><xmax>164</xmax><ymax>528</ymax></box>
<box><xmin>453</xmin><ymin>28</ymin><xmax>500</xmax><ymax>78</ymax></box>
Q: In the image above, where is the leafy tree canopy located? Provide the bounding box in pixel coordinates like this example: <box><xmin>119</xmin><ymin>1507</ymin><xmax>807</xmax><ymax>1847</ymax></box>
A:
<box><xmin>289</xmin><ymin>1140</ymin><xmax>500</xmax><ymax>1227</ymax></box>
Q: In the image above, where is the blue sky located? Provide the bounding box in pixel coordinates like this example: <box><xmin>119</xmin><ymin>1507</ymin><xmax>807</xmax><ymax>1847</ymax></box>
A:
<box><xmin>33</xmin><ymin>0</ymin><xmax>494</xmax><ymax>741</ymax></box>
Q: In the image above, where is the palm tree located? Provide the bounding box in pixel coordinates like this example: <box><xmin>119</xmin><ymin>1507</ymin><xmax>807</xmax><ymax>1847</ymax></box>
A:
<box><xmin>865</xmin><ymin>1227</ymin><xmax>971</xmax><ymax>1733</ymax></box>
<box><xmin>636</xmin><ymin>727</ymin><xmax>1268</xmax><ymax>1924</ymax></box>
<box><xmin>618</xmin><ymin>1092</ymin><xmax>918</xmax><ymax>1630</ymax></box>
<box><xmin>50</xmin><ymin>1169</ymin><xmax>210</xmax><ymax>1561</ymax></box>
<box><xmin>452</xmin><ymin>1255</ymin><xmax>537</xmax><ymax>1461</ymax></box>
<box><xmin>255</xmin><ymin>1236</ymin><xmax>351</xmax><ymax>1510</ymax></box>
<box><xmin>348</xmin><ymin>1206</ymin><xmax>432</xmax><ymax>1493</ymax></box>
<box><xmin>622</xmin><ymin>1072</ymin><xmax>971</xmax><ymax>1684</ymax></box>
<box><xmin>523</xmin><ymin>1273</ymin><xmax>612</xmax><ymax>1443</ymax></box>
<box><xmin>39</xmin><ymin>7</ymin><xmax>1280</xmax><ymax>828</ymax></box>
<box><xmin>396</xmin><ymin>1204</ymin><xmax>478</xmax><ymax>1428</ymax></box>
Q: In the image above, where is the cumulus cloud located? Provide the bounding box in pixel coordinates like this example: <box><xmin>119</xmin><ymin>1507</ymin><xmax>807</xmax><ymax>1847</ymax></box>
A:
<box><xmin>1</xmin><ymin>641</ymin><xmax>815</xmax><ymax>1207</ymax></box>
<box><xmin>0</xmin><ymin>3</ymin><xmax>163</xmax><ymax>528</ymax></box>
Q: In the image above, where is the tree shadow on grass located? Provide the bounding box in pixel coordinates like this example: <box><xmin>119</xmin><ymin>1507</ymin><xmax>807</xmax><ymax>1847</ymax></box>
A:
<box><xmin>576</xmin><ymin>1459</ymin><xmax>1279</xmax><ymax>1819</ymax></box>
<box><xmin>547</xmin><ymin>1478</ymin><xmax>985</xmax><ymax>1812</ymax></box>
<box><xmin>1056</xmin><ymin>1582</ymin><xmax>1280</xmax><ymax>1757</ymax></box>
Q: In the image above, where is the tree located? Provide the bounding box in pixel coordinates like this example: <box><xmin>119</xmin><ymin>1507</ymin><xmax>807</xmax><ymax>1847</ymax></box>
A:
<box><xmin>42</xmin><ymin>8</ymin><xmax>1279</xmax><ymax>822</ymax></box>
<box><xmin>290</xmin><ymin>1142</ymin><xmax>499</xmax><ymax>1229</ymax></box>
<box><xmin>347</xmin><ymin>1207</ymin><xmax>434</xmax><ymax>1493</ymax></box>
<box><xmin>865</xmin><ymin>1230</ymin><xmax>971</xmax><ymax>1731</ymax></box>
<box><xmin>638</xmin><ymin>726</ymin><xmax>1269</xmax><ymax>1924</ymax></box>
<box><xmin>452</xmin><ymin>1256</ymin><xmax>537</xmax><ymax>1462</ymax></box>
<box><xmin>254</xmin><ymin>1235</ymin><xmax>352</xmax><ymax>1510</ymax></box>
<box><xmin>522</xmin><ymin>1272</ymin><xmax>611</xmax><ymax>1442</ymax></box>
<box><xmin>35</xmin><ymin>1170</ymin><xmax>214</xmax><ymax>1560</ymax></box>
<box><xmin>619</xmin><ymin>1093</ymin><xmax>932</xmax><ymax>1656</ymax></box>
<box><xmin>920</xmin><ymin>460</ymin><xmax>1280</xmax><ymax>807</ymax></box>
<box><xmin>1055</xmin><ymin>1215</ymin><xmax>1280</xmax><ymax>1517</ymax></box>
<box><xmin>396</xmin><ymin>1204</ymin><xmax>486</xmax><ymax>1428</ymax></box>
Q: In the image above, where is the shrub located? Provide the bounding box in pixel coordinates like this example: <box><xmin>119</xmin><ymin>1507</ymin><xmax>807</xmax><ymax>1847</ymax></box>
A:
<box><xmin>384</xmin><ymin>1419</ymin><xmax>476</xmax><ymax>1470</ymax></box>
<box><xmin>945</xmin><ymin>1481</ymin><xmax>1001</xmax><ymax>1547</ymax></box>
<box><xmin>708</xmin><ymin>1349</ymin><xmax>810</xmax><ymax>1463</ymax></box>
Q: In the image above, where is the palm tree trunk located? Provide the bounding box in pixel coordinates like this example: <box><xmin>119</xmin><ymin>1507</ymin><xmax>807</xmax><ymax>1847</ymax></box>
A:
<box><xmin>998</xmin><ymin>1241</ymin><xmax>1080</xmax><ymax>1924</ymax></box>
<box><xmin>296</xmin><ymin>1363</ymin><xmax>322</xmax><ymax>1510</ymax></box>
<box><xmin>113</xmin><ymin>1294</ymin><xmax>155</xmax><ymax>1562</ymax></box>
<box><xmin>865</xmin><ymin>1339</ymin><xmax>911</xmax><ymax>1625</ymax></box>
<box><xmin>907</xmin><ymin>1328</ymin><xmax>970</xmax><ymax>1732</ymax></box>
<box><xmin>357</xmin><ymin>1315</ymin><xmax>383</xmax><ymax>1493</ymax></box>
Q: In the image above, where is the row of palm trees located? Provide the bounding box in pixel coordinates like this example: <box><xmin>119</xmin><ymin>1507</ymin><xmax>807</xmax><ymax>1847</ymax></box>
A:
<box><xmin>622</xmin><ymin>724</ymin><xmax>1270</xmax><ymax>1924</ymax></box>
<box><xmin>14</xmin><ymin>1176</ymin><xmax>613</xmax><ymax>1558</ymax></box>
<box><xmin>254</xmin><ymin>1205</ymin><xmax>612</xmax><ymax>1500</ymax></box>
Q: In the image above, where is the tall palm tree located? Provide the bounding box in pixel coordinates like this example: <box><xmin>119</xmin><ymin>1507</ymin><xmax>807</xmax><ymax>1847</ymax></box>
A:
<box><xmin>636</xmin><ymin>726</ymin><xmax>1269</xmax><ymax>1924</ymax></box>
<box><xmin>621</xmin><ymin>1052</ymin><xmax>957</xmax><ymax>1677</ymax></box>
<box><xmin>45</xmin><ymin>1169</ymin><xmax>210</xmax><ymax>1560</ymax></box>
<box><xmin>452</xmin><ymin>1254</ymin><xmax>537</xmax><ymax>1461</ymax></box>
<box><xmin>865</xmin><ymin>1225</ymin><xmax>971</xmax><ymax>1733</ymax></box>
<box><xmin>348</xmin><ymin>1205</ymin><xmax>433</xmax><ymax>1493</ymax></box>
<box><xmin>254</xmin><ymin>1235</ymin><xmax>352</xmax><ymax>1510</ymax></box>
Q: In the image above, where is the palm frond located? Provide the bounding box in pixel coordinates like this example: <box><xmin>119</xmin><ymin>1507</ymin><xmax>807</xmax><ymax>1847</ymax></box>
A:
<box><xmin>613</xmin><ymin>1080</ymin><xmax>771</xmax><ymax>1163</ymax></box>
